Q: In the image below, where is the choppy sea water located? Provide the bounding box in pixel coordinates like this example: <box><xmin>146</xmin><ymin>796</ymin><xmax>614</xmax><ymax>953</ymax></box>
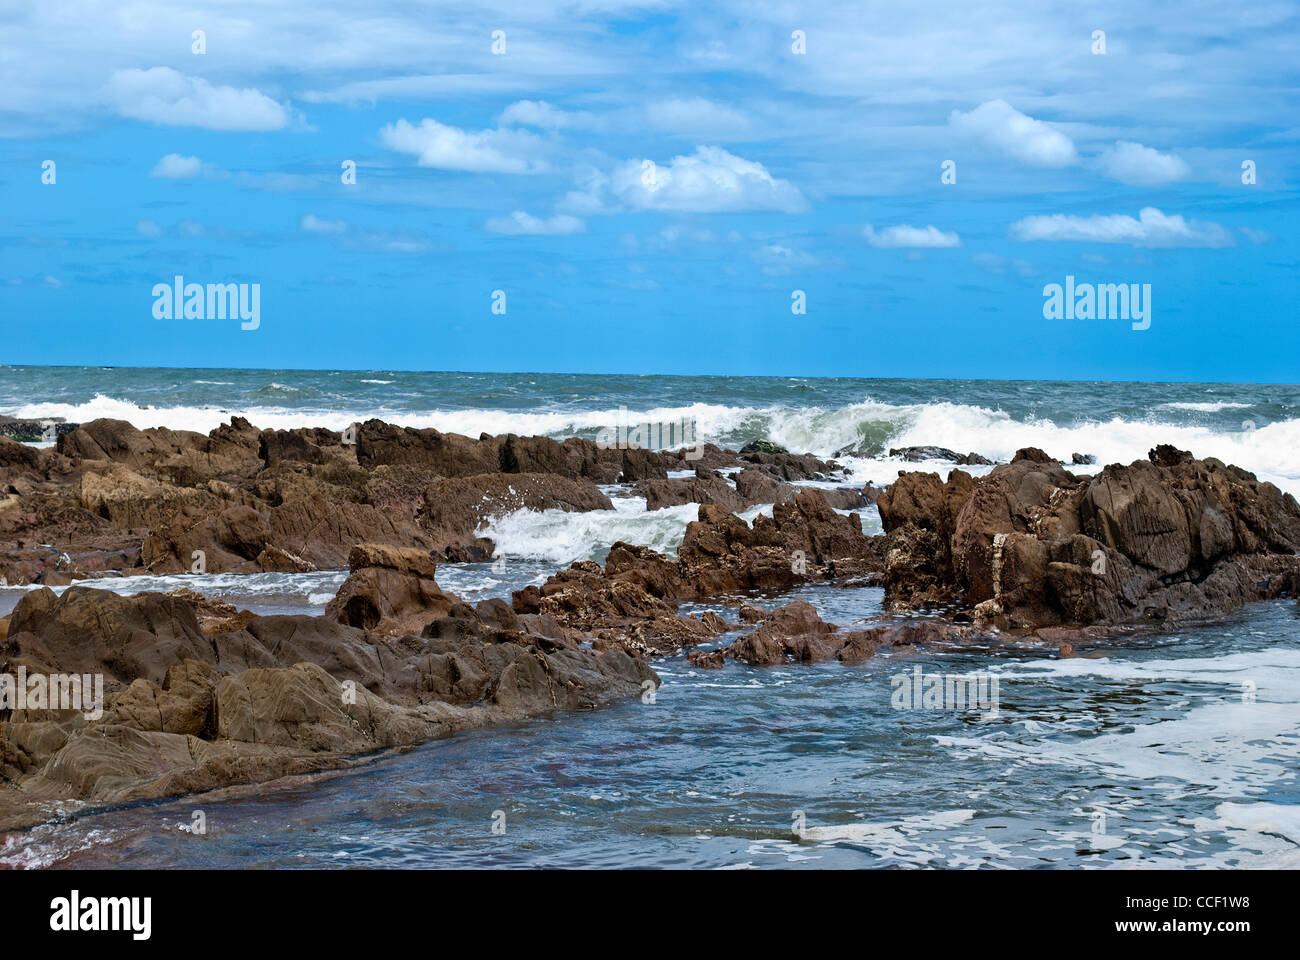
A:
<box><xmin>1</xmin><ymin>367</ymin><xmax>1298</xmax><ymax>868</ymax></box>
<box><xmin>4</xmin><ymin>366</ymin><xmax>1300</xmax><ymax>494</ymax></box>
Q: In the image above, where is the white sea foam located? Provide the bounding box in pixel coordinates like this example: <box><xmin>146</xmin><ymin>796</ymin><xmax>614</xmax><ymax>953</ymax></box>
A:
<box><xmin>991</xmin><ymin>646</ymin><xmax>1300</xmax><ymax>690</ymax></box>
<box><xmin>1157</xmin><ymin>401</ymin><xmax>1253</xmax><ymax>412</ymax></box>
<box><xmin>936</xmin><ymin>647</ymin><xmax>1300</xmax><ymax>800</ymax></box>
<box><xmin>10</xmin><ymin>394</ymin><xmax>1300</xmax><ymax>495</ymax></box>
<box><xmin>1214</xmin><ymin>802</ymin><xmax>1300</xmax><ymax>845</ymax></box>
<box><xmin>0</xmin><ymin>571</ymin><xmax>346</xmax><ymax>614</ymax></box>
<box><xmin>801</xmin><ymin>809</ymin><xmax>977</xmax><ymax>843</ymax></box>
<box><xmin>792</xmin><ymin>810</ymin><xmax>981</xmax><ymax>867</ymax></box>
<box><xmin>480</xmin><ymin>497</ymin><xmax>699</xmax><ymax>565</ymax></box>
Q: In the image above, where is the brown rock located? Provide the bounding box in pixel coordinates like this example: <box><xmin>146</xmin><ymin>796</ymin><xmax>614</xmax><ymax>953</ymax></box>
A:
<box><xmin>686</xmin><ymin>648</ymin><xmax>726</xmax><ymax>668</ymax></box>
<box><xmin>326</xmin><ymin>543</ymin><xmax>452</xmax><ymax>635</ymax></box>
<box><xmin>733</xmin><ymin>467</ymin><xmax>796</xmax><ymax>505</ymax></box>
<box><xmin>422</xmin><ymin>472</ymin><xmax>613</xmax><ymax>557</ymax></box>
<box><xmin>0</xmin><ymin>580</ymin><xmax>658</xmax><ymax>830</ymax></box>
<box><xmin>878</xmin><ymin>449</ymin><xmax>1300</xmax><ymax>628</ymax></box>
<box><xmin>640</xmin><ymin>472</ymin><xmax>745</xmax><ymax>512</ymax></box>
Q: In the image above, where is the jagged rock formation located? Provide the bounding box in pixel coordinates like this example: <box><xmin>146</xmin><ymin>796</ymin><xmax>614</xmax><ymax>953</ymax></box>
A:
<box><xmin>877</xmin><ymin>446</ymin><xmax>1300</xmax><ymax>628</ymax></box>
<box><xmin>0</xmin><ymin>572</ymin><xmax>655</xmax><ymax>831</ymax></box>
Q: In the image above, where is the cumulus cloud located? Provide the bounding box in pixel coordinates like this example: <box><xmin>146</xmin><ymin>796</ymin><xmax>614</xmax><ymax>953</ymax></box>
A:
<box><xmin>1096</xmin><ymin>141</ymin><xmax>1190</xmax><ymax>185</ymax></box>
<box><xmin>108</xmin><ymin>68</ymin><xmax>292</xmax><ymax>131</ymax></box>
<box><xmin>485</xmin><ymin>211</ymin><xmax>585</xmax><ymax>235</ymax></box>
<box><xmin>150</xmin><ymin>153</ymin><xmax>204</xmax><ymax>179</ymax></box>
<box><xmin>136</xmin><ymin>219</ymin><xmax>162</xmax><ymax>237</ymax></box>
<box><xmin>610</xmin><ymin>146</ymin><xmax>806</xmax><ymax>213</ymax></box>
<box><xmin>380</xmin><ymin>118</ymin><xmax>545</xmax><ymax>173</ymax></box>
<box><xmin>949</xmin><ymin>99</ymin><xmax>1078</xmax><ymax>167</ymax></box>
<box><xmin>301</xmin><ymin>214</ymin><xmax>347</xmax><ymax>233</ymax></box>
<box><xmin>864</xmin><ymin>224</ymin><xmax>961</xmax><ymax>248</ymax></box>
<box><xmin>1010</xmin><ymin>207</ymin><xmax>1233</xmax><ymax>247</ymax></box>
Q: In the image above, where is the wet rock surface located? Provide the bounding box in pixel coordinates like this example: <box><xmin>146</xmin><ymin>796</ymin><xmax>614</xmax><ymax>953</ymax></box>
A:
<box><xmin>0</xmin><ymin>416</ymin><xmax>77</xmax><ymax>442</ymax></box>
<box><xmin>0</xmin><ymin>573</ymin><xmax>656</xmax><ymax>831</ymax></box>
<box><xmin>888</xmin><ymin>445</ymin><xmax>993</xmax><ymax>466</ymax></box>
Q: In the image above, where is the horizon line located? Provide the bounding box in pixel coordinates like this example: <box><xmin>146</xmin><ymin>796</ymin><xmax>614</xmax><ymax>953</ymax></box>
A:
<box><xmin>1</xmin><ymin>363</ymin><xmax>1296</xmax><ymax>390</ymax></box>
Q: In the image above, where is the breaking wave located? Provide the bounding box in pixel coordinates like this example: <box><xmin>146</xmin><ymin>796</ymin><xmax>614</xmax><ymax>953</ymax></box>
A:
<box><xmin>10</xmin><ymin>393</ymin><xmax>1300</xmax><ymax>495</ymax></box>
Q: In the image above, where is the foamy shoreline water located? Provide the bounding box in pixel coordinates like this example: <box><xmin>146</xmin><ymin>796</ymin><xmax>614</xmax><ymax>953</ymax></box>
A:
<box><xmin>4</xmin><ymin>368</ymin><xmax>1299</xmax><ymax>496</ymax></box>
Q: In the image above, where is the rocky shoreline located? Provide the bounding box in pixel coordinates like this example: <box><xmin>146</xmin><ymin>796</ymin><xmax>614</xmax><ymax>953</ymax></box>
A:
<box><xmin>1</xmin><ymin>417</ymin><xmax>1298</xmax><ymax>833</ymax></box>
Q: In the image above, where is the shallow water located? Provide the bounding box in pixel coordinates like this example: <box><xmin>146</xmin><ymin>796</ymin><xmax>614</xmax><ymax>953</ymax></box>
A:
<box><xmin>5</xmin><ymin>587</ymin><xmax>1298</xmax><ymax>870</ymax></box>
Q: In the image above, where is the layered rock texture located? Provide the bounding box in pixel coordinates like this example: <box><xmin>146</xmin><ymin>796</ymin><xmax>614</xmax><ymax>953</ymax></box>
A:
<box><xmin>876</xmin><ymin>446</ymin><xmax>1300</xmax><ymax>628</ymax></box>
<box><xmin>0</xmin><ymin>563</ymin><xmax>656</xmax><ymax>831</ymax></box>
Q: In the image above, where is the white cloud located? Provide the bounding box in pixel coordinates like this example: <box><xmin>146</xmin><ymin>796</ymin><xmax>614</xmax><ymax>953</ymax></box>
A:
<box><xmin>296</xmin><ymin>213</ymin><xmax>428</xmax><ymax>250</ymax></box>
<box><xmin>561</xmin><ymin>189</ymin><xmax>609</xmax><ymax>215</ymax></box>
<box><xmin>136</xmin><ymin>219</ymin><xmax>162</xmax><ymax>237</ymax></box>
<box><xmin>611</xmin><ymin>146</ymin><xmax>806</xmax><ymax>213</ymax></box>
<box><xmin>753</xmin><ymin>244</ymin><xmax>820</xmax><ymax>275</ymax></box>
<box><xmin>380</xmin><ymin>117</ymin><xmax>545</xmax><ymax>173</ymax></box>
<box><xmin>864</xmin><ymin>224</ymin><xmax>961</xmax><ymax>248</ymax></box>
<box><xmin>150</xmin><ymin>153</ymin><xmax>204</xmax><ymax>179</ymax></box>
<box><xmin>949</xmin><ymin>99</ymin><xmax>1078</xmax><ymax>167</ymax></box>
<box><xmin>302</xmin><ymin>74</ymin><xmax>527</xmax><ymax>105</ymax></box>
<box><xmin>645</xmin><ymin>98</ymin><xmax>749</xmax><ymax>136</ymax></box>
<box><xmin>658</xmin><ymin>225</ymin><xmax>721</xmax><ymax>245</ymax></box>
<box><xmin>1096</xmin><ymin>141</ymin><xmax>1190</xmax><ymax>185</ymax></box>
<box><xmin>499</xmin><ymin>100</ymin><xmax>595</xmax><ymax>130</ymax></box>
<box><xmin>301</xmin><ymin>214</ymin><xmax>347</xmax><ymax>233</ymax></box>
<box><xmin>485</xmin><ymin>211</ymin><xmax>585</xmax><ymax>235</ymax></box>
<box><xmin>108</xmin><ymin>68</ymin><xmax>291</xmax><ymax>131</ymax></box>
<box><xmin>559</xmin><ymin>166</ymin><xmax>614</xmax><ymax>215</ymax></box>
<box><xmin>1010</xmin><ymin>207</ymin><xmax>1233</xmax><ymax>247</ymax></box>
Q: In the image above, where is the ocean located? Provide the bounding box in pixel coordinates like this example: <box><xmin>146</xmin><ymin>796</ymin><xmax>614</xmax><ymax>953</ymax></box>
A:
<box><xmin>1</xmin><ymin>366</ymin><xmax>1298</xmax><ymax>868</ymax></box>
<box><xmin>4</xmin><ymin>367</ymin><xmax>1300</xmax><ymax>495</ymax></box>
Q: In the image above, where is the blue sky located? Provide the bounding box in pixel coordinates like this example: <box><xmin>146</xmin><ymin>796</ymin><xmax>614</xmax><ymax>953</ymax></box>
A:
<box><xmin>2</xmin><ymin>1</ymin><xmax>1298</xmax><ymax>381</ymax></box>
